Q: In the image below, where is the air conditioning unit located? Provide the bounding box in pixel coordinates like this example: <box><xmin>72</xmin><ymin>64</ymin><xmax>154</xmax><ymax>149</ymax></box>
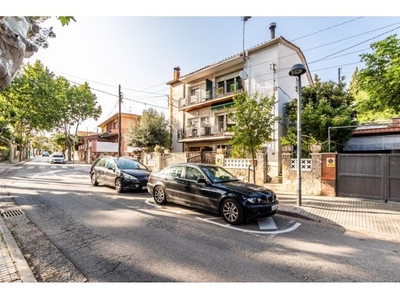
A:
<box><xmin>216</xmin><ymin>87</ymin><xmax>224</xmax><ymax>96</ymax></box>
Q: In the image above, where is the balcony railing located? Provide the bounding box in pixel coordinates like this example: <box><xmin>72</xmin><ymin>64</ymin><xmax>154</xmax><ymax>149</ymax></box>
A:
<box><xmin>179</xmin><ymin>85</ymin><xmax>242</xmax><ymax>109</ymax></box>
<box><xmin>177</xmin><ymin>124</ymin><xmax>234</xmax><ymax>140</ymax></box>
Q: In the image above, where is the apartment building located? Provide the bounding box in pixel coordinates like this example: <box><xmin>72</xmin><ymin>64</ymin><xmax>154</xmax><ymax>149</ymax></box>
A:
<box><xmin>167</xmin><ymin>23</ymin><xmax>313</xmax><ymax>178</ymax></box>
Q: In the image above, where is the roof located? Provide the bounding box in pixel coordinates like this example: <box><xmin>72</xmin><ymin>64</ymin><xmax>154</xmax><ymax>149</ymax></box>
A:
<box><xmin>97</xmin><ymin>112</ymin><xmax>141</xmax><ymax>128</ymax></box>
<box><xmin>353</xmin><ymin>119</ymin><xmax>400</xmax><ymax>136</ymax></box>
<box><xmin>179</xmin><ymin>36</ymin><xmax>310</xmax><ymax>80</ymax></box>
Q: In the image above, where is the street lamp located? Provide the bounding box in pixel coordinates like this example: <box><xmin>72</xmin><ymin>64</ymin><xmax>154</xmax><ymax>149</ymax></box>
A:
<box><xmin>289</xmin><ymin>63</ymin><xmax>307</xmax><ymax>207</ymax></box>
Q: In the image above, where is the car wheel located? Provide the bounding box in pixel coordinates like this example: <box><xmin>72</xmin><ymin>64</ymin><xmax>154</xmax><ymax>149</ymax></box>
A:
<box><xmin>91</xmin><ymin>173</ymin><xmax>99</xmax><ymax>186</ymax></box>
<box><xmin>153</xmin><ymin>186</ymin><xmax>167</xmax><ymax>205</ymax></box>
<box><xmin>221</xmin><ymin>199</ymin><xmax>244</xmax><ymax>225</ymax></box>
<box><xmin>115</xmin><ymin>178</ymin><xmax>124</xmax><ymax>193</ymax></box>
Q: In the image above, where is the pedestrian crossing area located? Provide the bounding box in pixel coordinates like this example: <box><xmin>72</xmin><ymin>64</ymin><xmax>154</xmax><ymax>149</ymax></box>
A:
<box><xmin>12</xmin><ymin>165</ymin><xmax>69</xmax><ymax>169</ymax></box>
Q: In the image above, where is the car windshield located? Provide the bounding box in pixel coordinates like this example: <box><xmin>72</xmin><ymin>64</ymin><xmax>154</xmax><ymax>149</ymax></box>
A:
<box><xmin>115</xmin><ymin>158</ymin><xmax>147</xmax><ymax>170</ymax></box>
<box><xmin>200</xmin><ymin>165</ymin><xmax>239</xmax><ymax>183</ymax></box>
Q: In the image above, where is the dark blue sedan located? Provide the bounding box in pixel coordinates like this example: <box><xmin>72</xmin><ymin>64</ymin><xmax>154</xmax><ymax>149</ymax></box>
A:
<box><xmin>147</xmin><ymin>163</ymin><xmax>278</xmax><ymax>225</ymax></box>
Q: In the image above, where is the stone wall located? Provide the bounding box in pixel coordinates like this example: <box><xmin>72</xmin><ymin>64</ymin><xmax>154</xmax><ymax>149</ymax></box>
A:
<box><xmin>282</xmin><ymin>152</ymin><xmax>337</xmax><ymax>196</ymax></box>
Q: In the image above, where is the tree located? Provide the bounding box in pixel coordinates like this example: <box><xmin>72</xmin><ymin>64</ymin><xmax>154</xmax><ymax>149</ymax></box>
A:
<box><xmin>284</xmin><ymin>75</ymin><xmax>357</xmax><ymax>154</ymax></box>
<box><xmin>125</xmin><ymin>108</ymin><xmax>169</xmax><ymax>151</ymax></box>
<box><xmin>0</xmin><ymin>60</ymin><xmax>58</xmax><ymax>162</ymax></box>
<box><xmin>52</xmin><ymin>76</ymin><xmax>101</xmax><ymax>161</ymax></box>
<box><xmin>228</xmin><ymin>91</ymin><xmax>279</xmax><ymax>183</ymax></box>
<box><xmin>357</xmin><ymin>34</ymin><xmax>400</xmax><ymax>115</ymax></box>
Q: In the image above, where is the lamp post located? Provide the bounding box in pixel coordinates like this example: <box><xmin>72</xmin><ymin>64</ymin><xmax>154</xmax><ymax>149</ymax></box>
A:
<box><xmin>289</xmin><ymin>63</ymin><xmax>307</xmax><ymax>207</ymax></box>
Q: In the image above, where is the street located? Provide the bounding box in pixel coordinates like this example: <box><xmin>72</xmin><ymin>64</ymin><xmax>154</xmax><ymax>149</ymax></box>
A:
<box><xmin>1</xmin><ymin>156</ymin><xmax>400</xmax><ymax>282</ymax></box>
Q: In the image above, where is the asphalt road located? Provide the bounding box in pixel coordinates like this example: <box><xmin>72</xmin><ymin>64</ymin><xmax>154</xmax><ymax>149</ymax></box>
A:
<box><xmin>1</xmin><ymin>156</ymin><xmax>400</xmax><ymax>283</ymax></box>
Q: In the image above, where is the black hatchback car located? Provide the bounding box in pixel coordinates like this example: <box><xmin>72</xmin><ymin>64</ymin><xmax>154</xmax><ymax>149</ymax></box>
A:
<box><xmin>147</xmin><ymin>163</ymin><xmax>278</xmax><ymax>225</ymax></box>
<box><xmin>90</xmin><ymin>156</ymin><xmax>151</xmax><ymax>193</ymax></box>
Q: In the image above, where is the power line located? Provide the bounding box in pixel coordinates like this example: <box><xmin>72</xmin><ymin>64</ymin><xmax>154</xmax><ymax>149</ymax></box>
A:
<box><xmin>291</xmin><ymin>17</ymin><xmax>365</xmax><ymax>42</ymax></box>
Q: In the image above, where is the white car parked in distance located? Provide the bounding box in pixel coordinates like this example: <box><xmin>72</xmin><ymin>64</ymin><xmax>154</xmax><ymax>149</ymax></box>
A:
<box><xmin>49</xmin><ymin>152</ymin><xmax>65</xmax><ymax>164</ymax></box>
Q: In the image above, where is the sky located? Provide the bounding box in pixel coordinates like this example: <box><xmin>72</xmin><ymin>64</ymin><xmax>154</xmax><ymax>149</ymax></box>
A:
<box><xmin>6</xmin><ymin>1</ymin><xmax>400</xmax><ymax>134</ymax></box>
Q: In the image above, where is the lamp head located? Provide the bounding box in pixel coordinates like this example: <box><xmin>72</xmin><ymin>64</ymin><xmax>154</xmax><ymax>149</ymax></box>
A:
<box><xmin>289</xmin><ymin>63</ymin><xmax>307</xmax><ymax>77</ymax></box>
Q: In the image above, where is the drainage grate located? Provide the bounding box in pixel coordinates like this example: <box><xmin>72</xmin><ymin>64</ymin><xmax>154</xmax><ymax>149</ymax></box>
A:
<box><xmin>0</xmin><ymin>209</ymin><xmax>25</xmax><ymax>219</ymax></box>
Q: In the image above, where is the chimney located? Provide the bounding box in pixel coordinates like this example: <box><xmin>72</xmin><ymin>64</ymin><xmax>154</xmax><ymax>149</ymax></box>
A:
<box><xmin>269</xmin><ymin>22</ymin><xmax>276</xmax><ymax>39</ymax></box>
<box><xmin>173</xmin><ymin>67</ymin><xmax>181</xmax><ymax>80</ymax></box>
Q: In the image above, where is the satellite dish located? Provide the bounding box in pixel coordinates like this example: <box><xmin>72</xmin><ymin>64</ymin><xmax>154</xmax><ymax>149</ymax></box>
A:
<box><xmin>239</xmin><ymin>70</ymin><xmax>248</xmax><ymax>80</ymax></box>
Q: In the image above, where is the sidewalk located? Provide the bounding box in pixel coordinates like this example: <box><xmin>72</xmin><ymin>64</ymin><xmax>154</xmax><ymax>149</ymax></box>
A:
<box><xmin>1</xmin><ymin>159</ymin><xmax>400</xmax><ymax>282</ymax></box>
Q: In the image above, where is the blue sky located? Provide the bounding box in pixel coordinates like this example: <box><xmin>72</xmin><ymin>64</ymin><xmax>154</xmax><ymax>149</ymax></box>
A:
<box><xmin>8</xmin><ymin>1</ymin><xmax>400</xmax><ymax>133</ymax></box>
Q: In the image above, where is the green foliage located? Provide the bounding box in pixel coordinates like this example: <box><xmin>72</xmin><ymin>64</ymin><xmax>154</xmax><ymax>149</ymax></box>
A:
<box><xmin>125</xmin><ymin>108</ymin><xmax>170</xmax><ymax>150</ymax></box>
<box><xmin>284</xmin><ymin>75</ymin><xmax>357</xmax><ymax>154</ymax></box>
<box><xmin>2</xmin><ymin>61</ymin><xmax>59</xmax><ymax>132</ymax></box>
<box><xmin>0</xmin><ymin>145</ymin><xmax>9</xmax><ymax>160</ymax></box>
<box><xmin>227</xmin><ymin>91</ymin><xmax>279</xmax><ymax>160</ymax></box>
<box><xmin>57</xmin><ymin>16</ymin><xmax>76</xmax><ymax>26</ymax></box>
<box><xmin>0</xmin><ymin>60</ymin><xmax>101</xmax><ymax>160</ymax></box>
<box><xmin>357</xmin><ymin>34</ymin><xmax>400</xmax><ymax>115</ymax></box>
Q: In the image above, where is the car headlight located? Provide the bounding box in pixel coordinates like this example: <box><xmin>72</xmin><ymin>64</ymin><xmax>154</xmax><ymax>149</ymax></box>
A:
<box><xmin>246</xmin><ymin>195</ymin><xmax>277</xmax><ymax>204</ymax></box>
<box><xmin>122</xmin><ymin>173</ymin><xmax>137</xmax><ymax>180</ymax></box>
<box><xmin>246</xmin><ymin>197</ymin><xmax>264</xmax><ymax>204</ymax></box>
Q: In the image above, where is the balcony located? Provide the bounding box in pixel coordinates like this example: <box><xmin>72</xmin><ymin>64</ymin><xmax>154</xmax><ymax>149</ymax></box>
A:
<box><xmin>179</xmin><ymin>85</ymin><xmax>242</xmax><ymax>112</ymax></box>
<box><xmin>177</xmin><ymin>124</ymin><xmax>234</xmax><ymax>142</ymax></box>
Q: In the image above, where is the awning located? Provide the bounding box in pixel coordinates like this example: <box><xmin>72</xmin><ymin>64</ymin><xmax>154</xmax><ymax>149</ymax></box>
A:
<box><xmin>211</xmin><ymin>101</ymin><xmax>234</xmax><ymax>110</ymax></box>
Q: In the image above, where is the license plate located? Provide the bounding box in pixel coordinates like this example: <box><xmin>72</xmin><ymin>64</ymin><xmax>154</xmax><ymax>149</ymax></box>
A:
<box><xmin>142</xmin><ymin>185</ymin><xmax>147</xmax><ymax>190</ymax></box>
<box><xmin>272</xmin><ymin>204</ymin><xmax>278</xmax><ymax>211</ymax></box>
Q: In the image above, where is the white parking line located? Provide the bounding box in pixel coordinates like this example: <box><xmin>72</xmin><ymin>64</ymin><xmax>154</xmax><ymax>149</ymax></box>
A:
<box><xmin>197</xmin><ymin>217</ymin><xmax>301</xmax><ymax>235</ymax></box>
<box><xmin>144</xmin><ymin>198</ymin><xmax>301</xmax><ymax>235</ymax></box>
<box><xmin>144</xmin><ymin>199</ymin><xmax>183</xmax><ymax>214</ymax></box>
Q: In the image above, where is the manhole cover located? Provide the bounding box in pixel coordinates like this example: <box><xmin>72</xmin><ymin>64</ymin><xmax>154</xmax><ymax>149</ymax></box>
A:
<box><xmin>0</xmin><ymin>209</ymin><xmax>25</xmax><ymax>219</ymax></box>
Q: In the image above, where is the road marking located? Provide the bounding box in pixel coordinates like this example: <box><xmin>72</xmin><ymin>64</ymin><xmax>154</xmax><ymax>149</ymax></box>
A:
<box><xmin>257</xmin><ymin>217</ymin><xmax>278</xmax><ymax>230</ymax></box>
<box><xmin>197</xmin><ymin>217</ymin><xmax>301</xmax><ymax>235</ymax></box>
<box><xmin>144</xmin><ymin>199</ymin><xmax>183</xmax><ymax>214</ymax></box>
<box><xmin>144</xmin><ymin>198</ymin><xmax>301</xmax><ymax>235</ymax></box>
<box><xmin>27</xmin><ymin>166</ymin><xmax>34</xmax><ymax>169</ymax></box>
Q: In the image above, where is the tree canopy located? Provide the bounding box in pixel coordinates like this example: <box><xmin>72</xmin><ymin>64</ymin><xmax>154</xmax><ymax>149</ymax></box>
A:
<box><xmin>125</xmin><ymin>108</ymin><xmax>169</xmax><ymax>151</ymax></box>
<box><xmin>283</xmin><ymin>75</ymin><xmax>357</xmax><ymax>154</ymax></box>
<box><xmin>0</xmin><ymin>60</ymin><xmax>101</xmax><ymax>162</ymax></box>
<box><xmin>357</xmin><ymin>34</ymin><xmax>400</xmax><ymax>116</ymax></box>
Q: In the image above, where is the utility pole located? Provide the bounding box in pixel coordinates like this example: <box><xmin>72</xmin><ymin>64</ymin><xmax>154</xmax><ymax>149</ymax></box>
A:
<box><xmin>118</xmin><ymin>84</ymin><xmax>122</xmax><ymax>158</ymax></box>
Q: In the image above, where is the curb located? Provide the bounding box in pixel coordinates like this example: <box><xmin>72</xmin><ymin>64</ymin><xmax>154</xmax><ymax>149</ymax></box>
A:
<box><xmin>0</xmin><ymin>216</ymin><xmax>37</xmax><ymax>282</ymax></box>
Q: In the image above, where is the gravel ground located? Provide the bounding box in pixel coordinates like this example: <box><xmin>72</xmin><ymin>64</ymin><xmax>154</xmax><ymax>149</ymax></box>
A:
<box><xmin>1</xmin><ymin>196</ymin><xmax>88</xmax><ymax>282</ymax></box>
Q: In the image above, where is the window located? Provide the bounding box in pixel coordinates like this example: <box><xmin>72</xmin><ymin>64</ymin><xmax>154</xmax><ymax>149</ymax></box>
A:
<box><xmin>97</xmin><ymin>158</ymin><xmax>107</xmax><ymax>168</ymax></box>
<box><xmin>190</xmin><ymin>88</ymin><xmax>199</xmax><ymax>96</ymax></box>
<box><xmin>164</xmin><ymin>166</ymin><xmax>184</xmax><ymax>178</ymax></box>
<box><xmin>185</xmin><ymin>166</ymin><xmax>204</xmax><ymax>181</ymax></box>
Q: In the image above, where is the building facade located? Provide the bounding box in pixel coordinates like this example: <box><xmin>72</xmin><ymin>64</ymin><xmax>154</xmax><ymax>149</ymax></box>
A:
<box><xmin>167</xmin><ymin>24</ymin><xmax>312</xmax><ymax>179</ymax></box>
<box><xmin>78</xmin><ymin>112</ymin><xmax>141</xmax><ymax>163</ymax></box>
